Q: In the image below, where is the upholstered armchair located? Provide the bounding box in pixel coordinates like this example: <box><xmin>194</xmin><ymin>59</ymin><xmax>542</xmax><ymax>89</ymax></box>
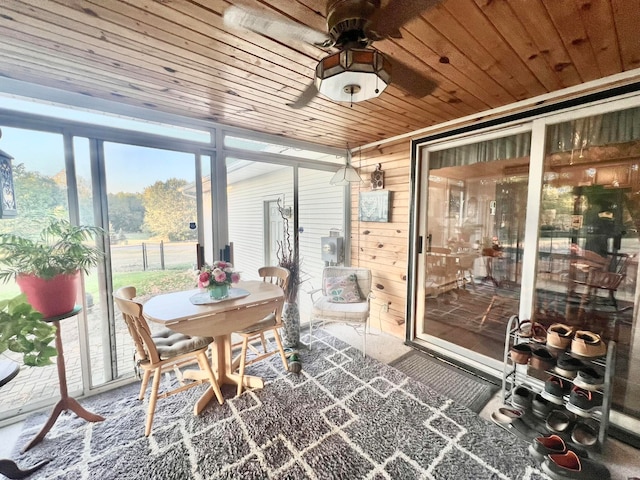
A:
<box><xmin>308</xmin><ymin>267</ymin><xmax>372</xmax><ymax>356</ymax></box>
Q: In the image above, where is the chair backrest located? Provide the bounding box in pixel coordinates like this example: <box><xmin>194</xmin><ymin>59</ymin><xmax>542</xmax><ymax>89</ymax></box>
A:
<box><xmin>585</xmin><ymin>269</ymin><xmax>624</xmax><ymax>292</ymax></box>
<box><xmin>321</xmin><ymin>267</ymin><xmax>372</xmax><ymax>300</ymax></box>
<box><xmin>608</xmin><ymin>252</ymin><xmax>633</xmax><ymax>275</ymax></box>
<box><xmin>258</xmin><ymin>266</ymin><xmax>290</xmax><ymax>291</ymax></box>
<box><xmin>113</xmin><ymin>286</ymin><xmax>161</xmax><ymax>365</ymax></box>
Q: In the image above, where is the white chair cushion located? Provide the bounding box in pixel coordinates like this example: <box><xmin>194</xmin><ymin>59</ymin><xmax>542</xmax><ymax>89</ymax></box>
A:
<box><xmin>152</xmin><ymin>328</ymin><xmax>213</xmax><ymax>360</ymax></box>
<box><xmin>312</xmin><ymin>297</ymin><xmax>369</xmax><ymax>322</ymax></box>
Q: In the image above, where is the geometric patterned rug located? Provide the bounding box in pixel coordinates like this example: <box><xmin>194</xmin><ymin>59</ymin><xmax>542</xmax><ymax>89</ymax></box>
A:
<box><xmin>11</xmin><ymin>330</ymin><xmax>548</xmax><ymax>479</ymax></box>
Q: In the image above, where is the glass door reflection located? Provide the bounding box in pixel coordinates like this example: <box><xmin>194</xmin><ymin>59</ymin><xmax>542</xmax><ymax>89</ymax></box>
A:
<box><xmin>417</xmin><ymin>131</ymin><xmax>531</xmax><ymax>362</ymax></box>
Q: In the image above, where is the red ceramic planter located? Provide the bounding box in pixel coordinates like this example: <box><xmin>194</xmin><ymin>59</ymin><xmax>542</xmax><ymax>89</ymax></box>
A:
<box><xmin>16</xmin><ymin>272</ymin><xmax>80</xmax><ymax>318</ymax></box>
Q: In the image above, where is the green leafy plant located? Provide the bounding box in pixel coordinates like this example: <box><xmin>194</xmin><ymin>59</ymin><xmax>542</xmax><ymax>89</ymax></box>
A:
<box><xmin>0</xmin><ymin>294</ymin><xmax>57</xmax><ymax>366</ymax></box>
<box><xmin>0</xmin><ymin>217</ymin><xmax>104</xmax><ymax>282</ymax></box>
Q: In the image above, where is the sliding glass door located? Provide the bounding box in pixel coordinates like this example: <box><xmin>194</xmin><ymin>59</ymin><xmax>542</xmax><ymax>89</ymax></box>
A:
<box><xmin>0</xmin><ymin>127</ymin><xmax>75</xmax><ymax>413</ymax></box>
<box><xmin>411</xmin><ymin>98</ymin><xmax>640</xmax><ymax>439</ymax></box>
<box><xmin>533</xmin><ymin>106</ymin><xmax>640</xmax><ymax>430</ymax></box>
<box><xmin>414</xmin><ymin>128</ymin><xmax>532</xmax><ymax>367</ymax></box>
<box><xmin>225</xmin><ymin>159</ymin><xmax>344</xmax><ymax>322</ymax></box>
<box><xmin>98</xmin><ymin>142</ymin><xmax>199</xmax><ymax>382</ymax></box>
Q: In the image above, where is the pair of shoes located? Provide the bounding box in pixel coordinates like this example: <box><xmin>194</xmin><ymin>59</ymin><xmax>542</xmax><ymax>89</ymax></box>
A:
<box><xmin>517</xmin><ymin>319</ymin><xmax>547</xmax><ymax>343</ymax></box>
<box><xmin>530</xmin><ymin>347</ymin><xmax>555</xmax><ymax>371</ymax></box>
<box><xmin>554</xmin><ymin>353</ymin><xmax>584</xmax><ymax>378</ymax></box>
<box><xmin>573</xmin><ymin>367</ymin><xmax>604</xmax><ymax>391</ymax></box>
<box><xmin>546</xmin><ymin>409</ymin><xmax>576</xmax><ymax>434</ymax></box>
<box><xmin>517</xmin><ymin>318</ymin><xmax>533</xmax><ymax>337</ymax></box>
<box><xmin>509</xmin><ymin>342</ymin><xmax>555</xmax><ymax>370</ymax></box>
<box><xmin>492</xmin><ymin>406</ymin><xmax>523</xmax><ymax>423</ymax></box>
<box><xmin>512</xmin><ymin>385</ymin><xmax>533</xmax><ymax>410</ymax></box>
<box><xmin>491</xmin><ymin>407</ymin><xmax>544</xmax><ymax>442</ymax></box>
<box><xmin>571</xmin><ymin>419</ymin><xmax>599</xmax><ymax>447</ymax></box>
<box><xmin>532</xmin><ymin>393</ymin><xmax>554</xmax><ymax>419</ymax></box>
<box><xmin>571</xmin><ymin>331</ymin><xmax>607</xmax><ymax>358</ymax></box>
<box><xmin>528</xmin><ymin>434</ymin><xmax>589</xmax><ymax>463</ymax></box>
<box><xmin>566</xmin><ymin>387</ymin><xmax>602</xmax><ymax>417</ymax></box>
<box><xmin>510</xmin><ymin>342</ymin><xmax>532</xmax><ymax>364</ymax></box>
<box><xmin>547</xmin><ymin>323</ymin><xmax>575</xmax><ymax>350</ymax></box>
<box><xmin>542</xmin><ymin>450</ymin><xmax>610</xmax><ymax>479</ymax></box>
<box><xmin>542</xmin><ymin>376</ymin><xmax>571</xmax><ymax>405</ymax></box>
<box><xmin>531</xmin><ymin>323</ymin><xmax>547</xmax><ymax>344</ymax></box>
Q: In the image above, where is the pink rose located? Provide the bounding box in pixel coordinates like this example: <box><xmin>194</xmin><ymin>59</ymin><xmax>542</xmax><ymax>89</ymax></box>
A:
<box><xmin>198</xmin><ymin>271</ymin><xmax>210</xmax><ymax>288</ymax></box>
<box><xmin>230</xmin><ymin>272</ymin><xmax>240</xmax><ymax>283</ymax></box>
<box><xmin>213</xmin><ymin>269</ymin><xmax>227</xmax><ymax>283</ymax></box>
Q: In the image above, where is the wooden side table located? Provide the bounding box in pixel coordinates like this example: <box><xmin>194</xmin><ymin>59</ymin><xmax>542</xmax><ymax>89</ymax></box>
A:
<box><xmin>22</xmin><ymin>306</ymin><xmax>104</xmax><ymax>452</ymax></box>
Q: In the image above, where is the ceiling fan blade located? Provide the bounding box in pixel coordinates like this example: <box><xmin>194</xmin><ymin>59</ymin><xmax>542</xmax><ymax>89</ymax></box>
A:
<box><xmin>389</xmin><ymin>57</ymin><xmax>437</xmax><ymax>98</ymax></box>
<box><xmin>369</xmin><ymin>0</ymin><xmax>442</xmax><ymax>39</ymax></box>
<box><xmin>287</xmin><ymin>81</ymin><xmax>319</xmax><ymax>109</ymax></box>
<box><xmin>223</xmin><ymin>5</ymin><xmax>332</xmax><ymax>47</ymax></box>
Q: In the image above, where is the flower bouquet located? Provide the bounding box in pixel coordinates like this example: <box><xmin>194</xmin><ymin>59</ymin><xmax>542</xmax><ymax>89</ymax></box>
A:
<box><xmin>197</xmin><ymin>261</ymin><xmax>240</xmax><ymax>300</ymax></box>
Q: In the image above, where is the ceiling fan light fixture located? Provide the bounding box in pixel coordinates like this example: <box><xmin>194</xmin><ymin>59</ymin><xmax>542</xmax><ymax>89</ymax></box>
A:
<box><xmin>315</xmin><ymin>48</ymin><xmax>391</xmax><ymax>103</ymax></box>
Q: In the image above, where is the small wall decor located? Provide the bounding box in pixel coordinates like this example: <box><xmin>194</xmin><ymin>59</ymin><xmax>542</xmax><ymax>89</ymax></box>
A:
<box><xmin>0</xmin><ymin>129</ymin><xmax>17</xmax><ymax>218</ymax></box>
<box><xmin>359</xmin><ymin>190</ymin><xmax>390</xmax><ymax>222</ymax></box>
<box><xmin>370</xmin><ymin>163</ymin><xmax>384</xmax><ymax>190</ymax></box>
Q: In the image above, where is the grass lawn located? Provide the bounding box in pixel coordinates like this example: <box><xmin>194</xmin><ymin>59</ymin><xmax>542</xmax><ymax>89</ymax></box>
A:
<box><xmin>0</xmin><ymin>268</ymin><xmax>196</xmax><ymax>303</ymax></box>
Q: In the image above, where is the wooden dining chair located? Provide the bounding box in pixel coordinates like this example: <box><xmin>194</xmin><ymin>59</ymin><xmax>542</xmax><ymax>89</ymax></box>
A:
<box><xmin>112</xmin><ymin>286</ymin><xmax>224</xmax><ymax>436</ymax></box>
<box><xmin>232</xmin><ymin>266</ymin><xmax>289</xmax><ymax>396</ymax></box>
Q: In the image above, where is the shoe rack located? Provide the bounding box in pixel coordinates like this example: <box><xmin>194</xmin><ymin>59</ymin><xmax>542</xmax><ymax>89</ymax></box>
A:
<box><xmin>501</xmin><ymin>314</ymin><xmax>616</xmax><ymax>450</ymax></box>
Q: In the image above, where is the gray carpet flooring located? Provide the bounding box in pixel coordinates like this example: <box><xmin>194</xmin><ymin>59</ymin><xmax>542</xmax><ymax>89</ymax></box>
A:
<box><xmin>10</xmin><ymin>331</ymin><xmax>546</xmax><ymax>479</ymax></box>
<box><xmin>389</xmin><ymin>350</ymin><xmax>499</xmax><ymax>413</ymax></box>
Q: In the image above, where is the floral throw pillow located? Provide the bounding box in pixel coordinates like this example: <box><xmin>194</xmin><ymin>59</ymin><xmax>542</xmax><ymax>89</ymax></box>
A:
<box><xmin>325</xmin><ymin>274</ymin><xmax>362</xmax><ymax>303</ymax></box>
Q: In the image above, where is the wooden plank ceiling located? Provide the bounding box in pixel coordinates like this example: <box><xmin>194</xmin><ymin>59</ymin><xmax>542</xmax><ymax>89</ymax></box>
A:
<box><xmin>0</xmin><ymin>0</ymin><xmax>638</xmax><ymax>149</ymax></box>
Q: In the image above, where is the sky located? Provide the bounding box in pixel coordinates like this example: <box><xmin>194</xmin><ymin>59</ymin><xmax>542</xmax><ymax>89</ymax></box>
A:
<box><xmin>1</xmin><ymin>127</ymin><xmax>197</xmax><ymax>194</ymax></box>
<box><xmin>0</xmin><ymin>95</ymin><xmax>212</xmax><ymax>193</ymax></box>
<box><xmin>0</xmin><ymin>94</ymin><xmax>341</xmax><ymax>193</ymax></box>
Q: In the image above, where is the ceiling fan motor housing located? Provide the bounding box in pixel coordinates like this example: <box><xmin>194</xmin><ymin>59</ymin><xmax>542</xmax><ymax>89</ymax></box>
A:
<box><xmin>326</xmin><ymin>0</ymin><xmax>380</xmax><ymax>45</ymax></box>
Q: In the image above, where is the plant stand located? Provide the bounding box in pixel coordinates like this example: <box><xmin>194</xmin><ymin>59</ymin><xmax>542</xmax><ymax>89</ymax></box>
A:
<box><xmin>22</xmin><ymin>306</ymin><xmax>105</xmax><ymax>452</ymax></box>
<box><xmin>0</xmin><ymin>360</ymin><xmax>50</xmax><ymax>479</ymax></box>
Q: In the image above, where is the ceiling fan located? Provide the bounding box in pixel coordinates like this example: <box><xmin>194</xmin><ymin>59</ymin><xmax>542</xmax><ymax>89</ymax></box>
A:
<box><xmin>223</xmin><ymin>0</ymin><xmax>440</xmax><ymax>108</ymax></box>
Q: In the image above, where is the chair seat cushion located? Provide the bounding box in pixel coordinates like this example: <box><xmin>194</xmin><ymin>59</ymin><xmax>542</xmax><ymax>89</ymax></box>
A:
<box><xmin>312</xmin><ymin>297</ymin><xmax>368</xmax><ymax>322</ymax></box>
<box><xmin>325</xmin><ymin>274</ymin><xmax>362</xmax><ymax>303</ymax></box>
<box><xmin>236</xmin><ymin>312</ymin><xmax>277</xmax><ymax>334</ymax></box>
<box><xmin>152</xmin><ymin>328</ymin><xmax>213</xmax><ymax>360</ymax></box>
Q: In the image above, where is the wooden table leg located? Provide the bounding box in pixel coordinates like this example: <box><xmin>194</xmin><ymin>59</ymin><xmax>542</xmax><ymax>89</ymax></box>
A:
<box><xmin>192</xmin><ymin>334</ymin><xmax>264</xmax><ymax>414</ymax></box>
<box><xmin>215</xmin><ymin>335</ymin><xmax>264</xmax><ymax>389</ymax></box>
<box><xmin>22</xmin><ymin>320</ymin><xmax>104</xmax><ymax>452</ymax></box>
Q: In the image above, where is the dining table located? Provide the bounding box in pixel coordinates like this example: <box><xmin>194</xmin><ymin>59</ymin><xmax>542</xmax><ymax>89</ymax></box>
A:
<box><xmin>142</xmin><ymin>280</ymin><xmax>284</xmax><ymax>414</ymax></box>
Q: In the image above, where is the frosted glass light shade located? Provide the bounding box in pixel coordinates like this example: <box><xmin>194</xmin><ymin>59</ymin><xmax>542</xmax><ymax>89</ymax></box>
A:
<box><xmin>330</xmin><ymin>165</ymin><xmax>362</xmax><ymax>185</ymax></box>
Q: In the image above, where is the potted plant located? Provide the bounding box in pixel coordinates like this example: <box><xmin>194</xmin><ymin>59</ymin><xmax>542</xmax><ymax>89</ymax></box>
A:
<box><xmin>0</xmin><ymin>218</ymin><xmax>104</xmax><ymax>317</ymax></box>
<box><xmin>0</xmin><ymin>293</ymin><xmax>56</xmax><ymax>366</ymax></box>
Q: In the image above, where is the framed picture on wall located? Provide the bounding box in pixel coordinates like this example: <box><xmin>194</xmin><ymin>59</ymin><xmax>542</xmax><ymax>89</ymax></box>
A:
<box><xmin>359</xmin><ymin>190</ymin><xmax>390</xmax><ymax>222</ymax></box>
